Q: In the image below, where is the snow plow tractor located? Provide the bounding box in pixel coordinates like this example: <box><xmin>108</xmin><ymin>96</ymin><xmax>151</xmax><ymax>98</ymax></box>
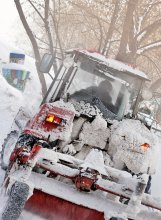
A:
<box><xmin>1</xmin><ymin>49</ymin><xmax>161</xmax><ymax>220</ymax></box>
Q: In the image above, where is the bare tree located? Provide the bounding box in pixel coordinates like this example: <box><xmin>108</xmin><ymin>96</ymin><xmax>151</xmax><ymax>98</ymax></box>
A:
<box><xmin>102</xmin><ymin>0</ymin><xmax>121</xmax><ymax>56</ymax></box>
<box><xmin>14</xmin><ymin>0</ymin><xmax>47</xmax><ymax>97</ymax></box>
<box><xmin>116</xmin><ymin>0</ymin><xmax>139</xmax><ymax>64</ymax></box>
<box><xmin>15</xmin><ymin>0</ymin><xmax>161</xmax><ymax>92</ymax></box>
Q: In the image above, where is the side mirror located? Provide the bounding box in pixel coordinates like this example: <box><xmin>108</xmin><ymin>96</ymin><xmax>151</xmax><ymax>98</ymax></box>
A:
<box><xmin>39</xmin><ymin>53</ymin><xmax>54</xmax><ymax>73</ymax></box>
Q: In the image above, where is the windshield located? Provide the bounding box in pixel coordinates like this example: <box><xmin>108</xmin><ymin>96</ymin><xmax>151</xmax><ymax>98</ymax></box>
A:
<box><xmin>67</xmin><ymin>58</ymin><xmax>130</xmax><ymax>119</ymax></box>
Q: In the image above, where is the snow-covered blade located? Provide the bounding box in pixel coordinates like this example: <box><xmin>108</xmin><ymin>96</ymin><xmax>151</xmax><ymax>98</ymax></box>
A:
<box><xmin>3</xmin><ymin>147</ymin><xmax>161</xmax><ymax>220</ymax></box>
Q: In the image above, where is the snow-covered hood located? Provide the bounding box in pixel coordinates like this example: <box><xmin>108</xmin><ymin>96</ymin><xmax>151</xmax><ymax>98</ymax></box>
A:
<box><xmin>108</xmin><ymin>119</ymin><xmax>160</xmax><ymax>174</ymax></box>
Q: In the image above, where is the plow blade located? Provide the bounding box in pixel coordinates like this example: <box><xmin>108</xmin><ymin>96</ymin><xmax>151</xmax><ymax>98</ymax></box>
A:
<box><xmin>96</xmin><ymin>178</ymin><xmax>161</xmax><ymax>212</ymax></box>
<box><xmin>25</xmin><ymin>189</ymin><xmax>104</xmax><ymax>220</ymax></box>
<box><xmin>24</xmin><ymin>172</ymin><xmax>128</xmax><ymax>220</ymax></box>
<box><xmin>6</xmin><ymin>148</ymin><xmax>161</xmax><ymax>220</ymax></box>
<box><xmin>35</xmin><ymin>148</ymin><xmax>161</xmax><ymax>213</ymax></box>
<box><xmin>23</xmin><ymin>172</ymin><xmax>161</xmax><ymax>220</ymax></box>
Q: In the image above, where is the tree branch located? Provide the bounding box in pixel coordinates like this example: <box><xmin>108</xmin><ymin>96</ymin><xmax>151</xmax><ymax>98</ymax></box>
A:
<box><xmin>14</xmin><ymin>0</ymin><xmax>47</xmax><ymax>96</ymax></box>
<box><xmin>102</xmin><ymin>0</ymin><xmax>120</xmax><ymax>55</ymax></box>
<box><xmin>28</xmin><ymin>0</ymin><xmax>45</xmax><ymax>22</ymax></box>
<box><xmin>136</xmin><ymin>18</ymin><xmax>161</xmax><ymax>44</ymax></box>
<box><xmin>137</xmin><ymin>39</ymin><xmax>161</xmax><ymax>54</ymax></box>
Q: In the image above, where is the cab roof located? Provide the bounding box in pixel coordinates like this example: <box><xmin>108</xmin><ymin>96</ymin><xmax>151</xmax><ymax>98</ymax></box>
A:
<box><xmin>67</xmin><ymin>49</ymin><xmax>149</xmax><ymax>81</ymax></box>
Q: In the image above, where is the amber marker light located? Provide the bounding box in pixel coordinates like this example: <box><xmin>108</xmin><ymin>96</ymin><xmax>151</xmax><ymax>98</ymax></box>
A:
<box><xmin>141</xmin><ymin>143</ymin><xmax>149</xmax><ymax>151</ymax></box>
<box><xmin>45</xmin><ymin>113</ymin><xmax>62</xmax><ymax>125</ymax></box>
<box><xmin>45</xmin><ymin>114</ymin><xmax>55</xmax><ymax>123</ymax></box>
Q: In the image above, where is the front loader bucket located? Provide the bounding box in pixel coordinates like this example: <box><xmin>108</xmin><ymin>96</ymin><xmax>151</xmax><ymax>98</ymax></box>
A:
<box><xmin>25</xmin><ymin>190</ymin><xmax>105</xmax><ymax>220</ymax></box>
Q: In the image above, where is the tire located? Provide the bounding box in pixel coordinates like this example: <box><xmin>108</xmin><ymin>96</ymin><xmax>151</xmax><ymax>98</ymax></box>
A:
<box><xmin>2</xmin><ymin>181</ymin><xmax>29</xmax><ymax>220</ymax></box>
<box><xmin>1</xmin><ymin>130</ymin><xmax>19</xmax><ymax>170</ymax></box>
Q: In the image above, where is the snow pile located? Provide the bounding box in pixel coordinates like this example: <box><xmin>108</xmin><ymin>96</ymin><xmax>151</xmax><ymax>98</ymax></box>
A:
<box><xmin>79</xmin><ymin>114</ymin><xmax>110</xmax><ymax>149</ymax></box>
<box><xmin>18</xmin><ymin>56</ymin><xmax>42</xmax><ymax>113</ymax></box>
<box><xmin>0</xmin><ymin>74</ymin><xmax>23</xmax><ymax>146</ymax></box>
<box><xmin>70</xmin><ymin>99</ymin><xmax>116</xmax><ymax>120</ymax></box>
<box><xmin>0</xmin><ymin>74</ymin><xmax>23</xmax><ymax>103</ymax></box>
<box><xmin>62</xmin><ymin>107</ymin><xmax>110</xmax><ymax>157</ymax></box>
<box><xmin>0</xmin><ymin>42</ymin><xmax>42</xmax><ymax>147</ymax></box>
<box><xmin>81</xmin><ymin>148</ymin><xmax>107</xmax><ymax>175</ymax></box>
<box><xmin>2</xmin><ymin>62</ymin><xmax>29</xmax><ymax>71</ymax></box>
<box><xmin>109</xmin><ymin>119</ymin><xmax>160</xmax><ymax>174</ymax></box>
<box><xmin>70</xmin><ymin>100</ymin><xmax>101</xmax><ymax>118</ymax></box>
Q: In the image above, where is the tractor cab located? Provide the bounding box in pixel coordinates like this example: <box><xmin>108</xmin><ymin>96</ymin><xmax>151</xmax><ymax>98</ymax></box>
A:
<box><xmin>42</xmin><ymin>50</ymin><xmax>149</xmax><ymax>120</ymax></box>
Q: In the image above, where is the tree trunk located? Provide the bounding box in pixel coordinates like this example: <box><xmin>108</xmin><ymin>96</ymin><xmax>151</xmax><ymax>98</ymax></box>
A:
<box><xmin>102</xmin><ymin>0</ymin><xmax>120</xmax><ymax>56</ymax></box>
<box><xmin>116</xmin><ymin>0</ymin><xmax>139</xmax><ymax>64</ymax></box>
<box><xmin>44</xmin><ymin>0</ymin><xmax>58</xmax><ymax>74</ymax></box>
<box><xmin>14</xmin><ymin>0</ymin><xmax>47</xmax><ymax>97</ymax></box>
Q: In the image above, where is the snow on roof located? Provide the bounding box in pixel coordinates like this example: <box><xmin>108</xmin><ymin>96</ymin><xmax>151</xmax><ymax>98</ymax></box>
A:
<box><xmin>2</xmin><ymin>62</ymin><xmax>29</xmax><ymax>72</ymax></box>
<box><xmin>10</xmin><ymin>49</ymin><xmax>24</xmax><ymax>54</ymax></box>
<box><xmin>77</xmin><ymin>50</ymin><xmax>148</xmax><ymax>80</ymax></box>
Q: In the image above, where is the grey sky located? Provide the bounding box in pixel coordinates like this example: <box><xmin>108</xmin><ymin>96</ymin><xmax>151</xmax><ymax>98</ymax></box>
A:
<box><xmin>0</xmin><ymin>0</ymin><xmax>18</xmax><ymax>43</ymax></box>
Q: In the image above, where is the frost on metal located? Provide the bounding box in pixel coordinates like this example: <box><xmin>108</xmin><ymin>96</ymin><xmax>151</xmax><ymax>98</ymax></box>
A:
<box><xmin>26</xmin><ymin>100</ymin><xmax>76</xmax><ymax>143</ymax></box>
<box><xmin>108</xmin><ymin>119</ymin><xmax>160</xmax><ymax>174</ymax></box>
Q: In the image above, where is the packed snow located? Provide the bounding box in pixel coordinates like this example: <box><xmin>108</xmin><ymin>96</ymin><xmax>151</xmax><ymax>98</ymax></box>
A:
<box><xmin>2</xmin><ymin>63</ymin><xmax>30</xmax><ymax>72</ymax></box>
<box><xmin>0</xmin><ymin>41</ymin><xmax>42</xmax><ymax>219</ymax></box>
<box><xmin>79</xmin><ymin>114</ymin><xmax>110</xmax><ymax>149</ymax></box>
<box><xmin>0</xmin><ymin>41</ymin><xmax>43</xmax><ymax>144</ymax></box>
<box><xmin>109</xmin><ymin>119</ymin><xmax>160</xmax><ymax>174</ymax></box>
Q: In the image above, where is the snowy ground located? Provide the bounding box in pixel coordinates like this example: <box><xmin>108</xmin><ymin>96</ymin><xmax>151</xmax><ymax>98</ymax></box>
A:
<box><xmin>0</xmin><ymin>41</ymin><xmax>161</xmax><ymax>219</ymax></box>
<box><xmin>0</xmin><ymin>41</ymin><xmax>43</xmax><ymax>219</ymax></box>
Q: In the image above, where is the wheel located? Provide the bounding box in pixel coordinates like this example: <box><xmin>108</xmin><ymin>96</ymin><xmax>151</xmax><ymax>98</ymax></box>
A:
<box><xmin>1</xmin><ymin>130</ymin><xmax>19</xmax><ymax>170</ymax></box>
<box><xmin>2</xmin><ymin>181</ymin><xmax>29</xmax><ymax>220</ymax></box>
